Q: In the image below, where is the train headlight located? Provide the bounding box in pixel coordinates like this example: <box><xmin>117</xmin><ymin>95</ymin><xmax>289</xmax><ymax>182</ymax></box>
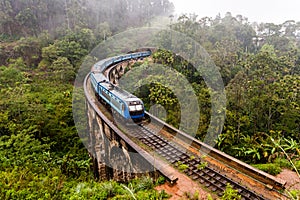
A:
<box><xmin>136</xmin><ymin>105</ymin><xmax>143</xmax><ymax>111</ymax></box>
<box><xmin>129</xmin><ymin>105</ymin><xmax>137</xmax><ymax>111</ymax></box>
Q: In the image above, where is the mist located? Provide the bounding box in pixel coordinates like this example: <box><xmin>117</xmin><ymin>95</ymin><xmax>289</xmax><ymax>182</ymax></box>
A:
<box><xmin>0</xmin><ymin>0</ymin><xmax>174</xmax><ymax>39</ymax></box>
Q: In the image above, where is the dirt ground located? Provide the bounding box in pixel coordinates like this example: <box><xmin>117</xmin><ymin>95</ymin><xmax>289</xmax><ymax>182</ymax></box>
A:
<box><xmin>276</xmin><ymin>169</ymin><xmax>300</xmax><ymax>191</ymax></box>
<box><xmin>155</xmin><ymin>170</ymin><xmax>213</xmax><ymax>200</ymax></box>
<box><xmin>155</xmin><ymin>168</ymin><xmax>300</xmax><ymax>200</ymax></box>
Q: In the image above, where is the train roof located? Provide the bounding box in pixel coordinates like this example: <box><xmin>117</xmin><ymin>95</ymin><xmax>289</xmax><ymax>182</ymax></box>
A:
<box><xmin>92</xmin><ymin>57</ymin><xmax>113</xmax><ymax>72</ymax></box>
<box><xmin>91</xmin><ymin>72</ymin><xmax>141</xmax><ymax>103</ymax></box>
<box><xmin>104</xmin><ymin>82</ymin><xmax>138</xmax><ymax>101</ymax></box>
<box><xmin>92</xmin><ymin>50</ymin><xmax>152</xmax><ymax>72</ymax></box>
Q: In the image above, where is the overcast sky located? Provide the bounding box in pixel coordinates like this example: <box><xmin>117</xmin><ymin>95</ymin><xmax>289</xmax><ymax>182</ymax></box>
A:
<box><xmin>170</xmin><ymin>0</ymin><xmax>300</xmax><ymax>24</ymax></box>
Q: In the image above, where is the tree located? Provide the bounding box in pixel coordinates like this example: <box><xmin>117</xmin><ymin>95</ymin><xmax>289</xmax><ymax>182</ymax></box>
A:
<box><xmin>0</xmin><ymin>65</ymin><xmax>24</xmax><ymax>86</ymax></box>
<box><xmin>12</xmin><ymin>37</ymin><xmax>42</xmax><ymax>67</ymax></box>
<box><xmin>51</xmin><ymin>57</ymin><xmax>75</xmax><ymax>82</ymax></box>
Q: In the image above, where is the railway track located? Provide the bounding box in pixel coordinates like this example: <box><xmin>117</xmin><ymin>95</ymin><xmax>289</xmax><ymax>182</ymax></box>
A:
<box><xmin>117</xmin><ymin>121</ymin><xmax>267</xmax><ymax>200</ymax></box>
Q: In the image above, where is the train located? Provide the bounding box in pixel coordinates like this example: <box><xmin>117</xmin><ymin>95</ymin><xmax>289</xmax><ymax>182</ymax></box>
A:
<box><xmin>90</xmin><ymin>50</ymin><xmax>152</xmax><ymax>122</ymax></box>
<box><xmin>93</xmin><ymin>51</ymin><xmax>152</xmax><ymax>72</ymax></box>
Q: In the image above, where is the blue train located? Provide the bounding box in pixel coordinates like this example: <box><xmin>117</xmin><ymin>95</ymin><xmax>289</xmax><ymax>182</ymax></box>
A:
<box><xmin>93</xmin><ymin>51</ymin><xmax>151</xmax><ymax>72</ymax></box>
<box><xmin>90</xmin><ymin>50</ymin><xmax>151</xmax><ymax>122</ymax></box>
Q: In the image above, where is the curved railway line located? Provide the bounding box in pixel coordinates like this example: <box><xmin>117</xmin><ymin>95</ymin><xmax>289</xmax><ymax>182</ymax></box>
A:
<box><xmin>120</xmin><ymin>122</ymin><xmax>266</xmax><ymax>200</ymax></box>
<box><xmin>84</xmin><ymin>49</ymin><xmax>288</xmax><ymax>199</ymax></box>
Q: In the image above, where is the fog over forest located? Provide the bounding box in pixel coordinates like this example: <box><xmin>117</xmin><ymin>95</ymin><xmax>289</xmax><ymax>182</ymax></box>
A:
<box><xmin>0</xmin><ymin>0</ymin><xmax>173</xmax><ymax>37</ymax></box>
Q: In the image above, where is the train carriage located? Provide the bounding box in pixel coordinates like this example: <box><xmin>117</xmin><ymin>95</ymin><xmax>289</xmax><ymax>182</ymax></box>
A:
<box><xmin>90</xmin><ymin>50</ymin><xmax>151</xmax><ymax>122</ymax></box>
<box><xmin>90</xmin><ymin>72</ymin><xmax>144</xmax><ymax>121</ymax></box>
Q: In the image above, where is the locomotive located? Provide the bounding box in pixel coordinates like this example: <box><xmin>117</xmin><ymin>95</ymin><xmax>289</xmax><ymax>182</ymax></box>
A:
<box><xmin>90</xmin><ymin>50</ymin><xmax>151</xmax><ymax>122</ymax></box>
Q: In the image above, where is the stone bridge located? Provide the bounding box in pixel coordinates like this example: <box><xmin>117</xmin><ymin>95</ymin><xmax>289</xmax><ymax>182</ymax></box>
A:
<box><xmin>84</xmin><ymin>73</ymin><xmax>176</xmax><ymax>182</ymax></box>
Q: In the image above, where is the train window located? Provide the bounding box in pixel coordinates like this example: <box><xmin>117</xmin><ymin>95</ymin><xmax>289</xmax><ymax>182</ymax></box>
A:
<box><xmin>102</xmin><ymin>89</ymin><xmax>110</xmax><ymax>101</ymax></box>
<box><xmin>111</xmin><ymin>98</ymin><xmax>120</xmax><ymax>109</ymax></box>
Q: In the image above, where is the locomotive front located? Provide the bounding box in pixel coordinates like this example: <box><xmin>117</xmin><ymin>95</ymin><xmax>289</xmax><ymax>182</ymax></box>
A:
<box><xmin>126</xmin><ymin>98</ymin><xmax>144</xmax><ymax>122</ymax></box>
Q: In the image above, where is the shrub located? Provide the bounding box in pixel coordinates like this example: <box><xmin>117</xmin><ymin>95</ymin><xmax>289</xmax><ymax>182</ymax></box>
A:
<box><xmin>274</xmin><ymin>158</ymin><xmax>291</xmax><ymax>168</ymax></box>
<box><xmin>155</xmin><ymin>176</ymin><xmax>166</xmax><ymax>186</ymax></box>
<box><xmin>222</xmin><ymin>183</ymin><xmax>241</xmax><ymax>200</ymax></box>
<box><xmin>252</xmin><ymin>163</ymin><xmax>282</xmax><ymax>175</ymax></box>
<box><xmin>289</xmin><ymin>190</ymin><xmax>300</xmax><ymax>199</ymax></box>
<box><xmin>100</xmin><ymin>181</ymin><xmax>123</xmax><ymax>198</ymax></box>
<box><xmin>133</xmin><ymin>177</ymin><xmax>154</xmax><ymax>192</ymax></box>
<box><xmin>197</xmin><ymin>162</ymin><xmax>207</xmax><ymax>170</ymax></box>
<box><xmin>178</xmin><ymin>164</ymin><xmax>189</xmax><ymax>172</ymax></box>
<box><xmin>294</xmin><ymin>161</ymin><xmax>300</xmax><ymax>172</ymax></box>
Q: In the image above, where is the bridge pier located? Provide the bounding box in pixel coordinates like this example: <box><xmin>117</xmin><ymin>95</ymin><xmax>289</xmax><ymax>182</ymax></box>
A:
<box><xmin>109</xmin><ymin>63</ymin><xmax>126</xmax><ymax>86</ymax></box>
<box><xmin>86</xmin><ymin>99</ymin><xmax>158</xmax><ymax>182</ymax></box>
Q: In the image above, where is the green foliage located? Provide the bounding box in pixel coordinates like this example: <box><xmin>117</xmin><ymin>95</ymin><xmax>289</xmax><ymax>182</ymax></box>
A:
<box><xmin>149</xmin><ymin>82</ymin><xmax>178</xmax><ymax>107</ymax></box>
<box><xmin>8</xmin><ymin>57</ymin><xmax>27</xmax><ymax>70</ymax></box>
<box><xmin>42</xmin><ymin>38</ymin><xmax>88</xmax><ymax>67</ymax></box>
<box><xmin>152</xmin><ymin>49</ymin><xmax>175</xmax><ymax>65</ymax></box>
<box><xmin>219</xmin><ymin>46</ymin><xmax>300</xmax><ymax>163</ymax></box>
<box><xmin>62</xmin><ymin>177</ymin><xmax>170</xmax><ymax>200</ymax></box>
<box><xmin>207</xmin><ymin>194</ymin><xmax>214</xmax><ymax>200</ymax></box>
<box><xmin>0</xmin><ymin>0</ymin><xmax>173</xmax><ymax>40</ymax></box>
<box><xmin>0</xmin><ymin>65</ymin><xmax>24</xmax><ymax>86</ymax></box>
<box><xmin>270</xmin><ymin>137</ymin><xmax>300</xmax><ymax>177</ymax></box>
<box><xmin>135</xmin><ymin>189</ymin><xmax>170</xmax><ymax>200</ymax></box>
<box><xmin>130</xmin><ymin>177</ymin><xmax>154</xmax><ymax>192</ymax></box>
<box><xmin>0</xmin><ymin>167</ymin><xmax>66</xmax><ymax>200</ymax></box>
<box><xmin>50</xmin><ymin>57</ymin><xmax>76</xmax><ymax>82</ymax></box>
<box><xmin>197</xmin><ymin>162</ymin><xmax>208</xmax><ymax>170</ymax></box>
<box><xmin>1</xmin><ymin>7</ymin><xmax>300</xmax><ymax>199</ymax></box>
<box><xmin>0</xmin><ymin>108</ymin><xmax>164</xmax><ymax>198</ymax></box>
<box><xmin>274</xmin><ymin>158</ymin><xmax>291</xmax><ymax>168</ymax></box>
<box><xmin>0</xmin><ymin>132</ymin><xmax>50</xmax><ymax>169</ymax></box>
<box><xmin>260</xmin><ymin>44</ymin><xmax>277</xmax><ymax>58</ymax></box>
<box><xmin>289</xmin><ymin>190</ymin><xmax>300</xmax><ymax>199</ymax></box>
<box><xmin>62</xmin><ymin>181</ymin><xmax>121</xmax><ymax>200</ymax></box>
<box><xmin>0</xmin><ymin>131</ymin><xmax>71</xmax><ymax>199</ymax></box>
<box><xmin>222</xmin><ymin>184</ymin><xmax>241</xmax><ymax>200</ymax></box>
<box><xmin>252</xmin><ymin>163</ymin><xmax>282</xmax><ymax>175</ymax></box>
<box><xmin>94</xmin><ymin>22</ymin><xmax>112</xmax><ymax>41</ymax></box>
<box><xmin>176</xmin><ymin>161</ymin><xmax>189</xmax><ymax>172</ymax></box>
<box><xmin>294</xmin><ymin>161</ymin><xmax>300</xmax><ymax>173</ymax></box>
<box><xmin>0</xmin><ymin>47</ymin><xmax>94</xmax><ymax>199</ymax></box>
<box><xmin>66</xmin><ymin>28</ymin><xmax>96</xmax><ymax>51</ymax></box>
<box><xmin>42</xmin><ymin>44</ymin><xmax>59</xmax><ymax>63</ymax></box>
<box><xmin>12</xmin><ymin>37</ymin><xmax>42</xmax><ymax>67</ymax></box>
<box><xmin>155</xmin><ymin>176</ymin><xmax>166</xmax><ymax>186</ymax></box>
<box><xmin>100</xmin><ymin>181</ymin><xmax>123</xmax><ymax>198</ymax></box>
<box><xmin>170</xmin><ymin>14</ymin><xmax>300</xmax><ymax>160</ymax></box>
<box><xmin>192</xmin><ymin>190</ymin><xmax>199</xmax><ymax>200</ymax></box>
<box><xmin>184</xmin><ymin>190</ymin><xmax>200</xmax><ymax>200</ymax></box>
